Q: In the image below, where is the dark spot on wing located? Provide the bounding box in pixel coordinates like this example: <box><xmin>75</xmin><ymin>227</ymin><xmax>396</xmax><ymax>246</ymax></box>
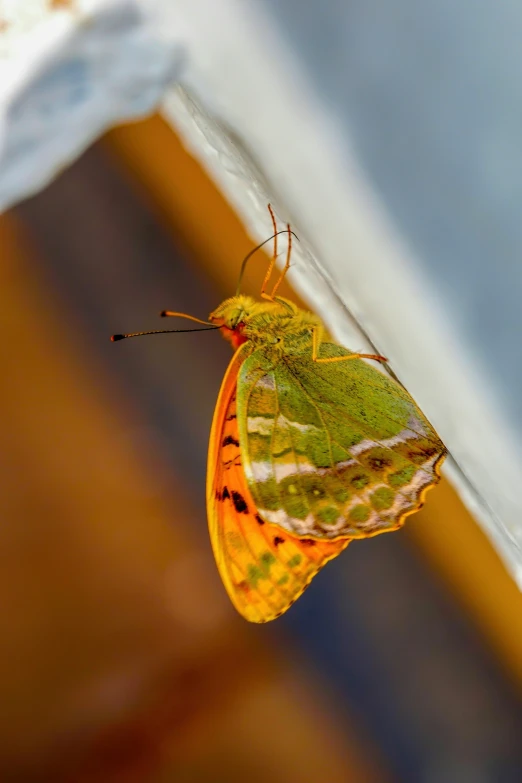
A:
<box><xmin>407</xmin><ymin>446</ymin><xmax>438</xmax><ymax>463</ymax></box>
<box><xmin>231</xmin><ymin>490</ymin><xmax>248</xmax><ymax>513</ymax></box>
<box><xmin>222</xmin><ymin>434</ymin><xmax>240</xmax><ymax>448</ymax></box>
<box><xmin>237</xmin><ymin>580</ymin><xmax>250</xmax><ymax>594</ymax></box>
<box><xmin>351</xmin><ymin>473</ymin><xmax>370</xmax><ymax>489</ymax></box>
<box><xmin>273</xmin><ymin>536</ymin><xmax>285</xmax><ymax>547</ymax></box>
<box><xmin>222</xmin><ymin>487</ymin><xmax>230</xmax><ymax>500</ymax></box>
<box><xmin>368</xmin><ymin>456</ymin><xmax>393</xmax><ymax>470</ymax></box>
<box><xmin>215</xmin><ymin>489</ymin><xmax>222</xmax><ymax>501</ymax></box>
<box><xmin>255</xmin><ymin>514</ymin><xmax>265</xmax><ymax>526</ymax></box>
<box><xmin>300</xmin><ymin>539</ymin><xmax>315</xmax><ymax>547</ymax></box>
<box><xmin>224</xmin><ymin>457</ymin><xmax>241</xmax><ymax>468</ymax></box>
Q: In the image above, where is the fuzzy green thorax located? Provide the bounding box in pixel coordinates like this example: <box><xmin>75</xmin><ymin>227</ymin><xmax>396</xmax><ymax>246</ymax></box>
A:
<box><xmin>209</xmin><ymin>295</ymin><xmax>322</xmax><ymax>352</ymax></box>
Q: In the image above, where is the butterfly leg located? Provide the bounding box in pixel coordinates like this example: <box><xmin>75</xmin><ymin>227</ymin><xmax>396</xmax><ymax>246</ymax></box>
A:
<box><xmin>311</xmin><ymin>328</ymin><xmax>387</xmax><ymax>364</ymax></box>
<box><xmin>261</xmin><ymin>206</ymin><xmax>292</xmax><ymax>301</ymax></box>
<box><xmin>260</xmin><ymin>204</ymin><xmax>279</xmax><ymax>300</ymax></box>
<box><xmin>268</xmin><ymin>221</ymin><xmax>292</xmax><ymax>299</ymax></box>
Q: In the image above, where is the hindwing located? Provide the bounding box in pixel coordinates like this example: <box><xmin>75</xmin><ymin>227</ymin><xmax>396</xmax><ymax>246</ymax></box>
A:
<box><xmin>237</xmin><ymin>343</ymin><xmax>446</xmax><ymax>540</ymax></box>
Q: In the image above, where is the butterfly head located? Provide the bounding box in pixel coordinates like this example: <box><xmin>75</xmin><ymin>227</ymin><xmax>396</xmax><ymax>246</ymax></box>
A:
<box><xmin>209</xmin><ymin>295</ymin><xmax>258</xmax><ymax>349</ymax></box>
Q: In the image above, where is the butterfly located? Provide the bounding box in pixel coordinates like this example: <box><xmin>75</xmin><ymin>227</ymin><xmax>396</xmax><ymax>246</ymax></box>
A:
<box><xmin>112</xmin><ymin>206</ymin><xmax>446</xmax><ymax>623</ymax></box>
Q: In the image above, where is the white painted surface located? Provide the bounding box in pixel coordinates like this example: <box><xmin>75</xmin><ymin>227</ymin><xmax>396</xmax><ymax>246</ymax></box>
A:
<box><xmin>0</xmin><ymin>0</ymin><xmax>182</xmax><ymax>209</ymax></box>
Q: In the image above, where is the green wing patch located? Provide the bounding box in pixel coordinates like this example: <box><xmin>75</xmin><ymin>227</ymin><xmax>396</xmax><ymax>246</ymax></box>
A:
<box><xmin>237</xmin><ymin>343</ymin><xmax>445</xmax><ymax>540</ymax></box>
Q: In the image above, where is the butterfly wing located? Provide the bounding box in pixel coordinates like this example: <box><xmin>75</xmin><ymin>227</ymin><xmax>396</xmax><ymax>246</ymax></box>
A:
<box><xmin>237</xmin><ymin>343</ymin><xmax>446</xmax><ymax>541</ymax></box>
<box><xmin>207</xmin><ymin>348</ymin><xmax>350</xmax><ymax>623</ymax></box>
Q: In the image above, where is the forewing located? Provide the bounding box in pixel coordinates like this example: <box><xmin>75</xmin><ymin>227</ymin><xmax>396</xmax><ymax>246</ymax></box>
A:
<box><xmin>237</xmin><ymin>344</ymin><xmax>446</xmax><ymax>540</ymax></box>
<box><xmin>207</xmin><ymin>349</ymin><xmax>349</xmax><ymax>623</ymax></box>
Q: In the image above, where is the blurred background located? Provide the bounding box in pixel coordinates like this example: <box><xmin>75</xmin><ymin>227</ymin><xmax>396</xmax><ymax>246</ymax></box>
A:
<box><xmin>1</xmin><ymin>112</ymin><xmax>522</xmax><ymax>782</ymax></box>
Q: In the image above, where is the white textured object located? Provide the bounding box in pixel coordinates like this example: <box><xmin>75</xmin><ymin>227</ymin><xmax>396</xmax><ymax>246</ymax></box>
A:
<box><xmin>1</xmin><ymin>0</ymin><xmax>521</xmax><ymax>584</ymax></box>
<box><xmin>0</xmin><ymin>0</ymin><xmax>182</xmax><ymax>209</ymax></box>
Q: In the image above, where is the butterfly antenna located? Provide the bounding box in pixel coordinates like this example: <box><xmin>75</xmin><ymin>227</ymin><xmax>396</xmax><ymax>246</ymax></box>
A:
<box><xmin>159</xmin><ymin>310</ymin><xmax>213</xmax><ymax>325</ymax></box>
<box><xmin>236</xmin><ymin>229</ymin><xmax>299</xmax><ymax>295</ymax></box>
<box><xmin>111</xmin><ymin>326</ymin><xmax>220</xmax><ymax>342</ymax></box>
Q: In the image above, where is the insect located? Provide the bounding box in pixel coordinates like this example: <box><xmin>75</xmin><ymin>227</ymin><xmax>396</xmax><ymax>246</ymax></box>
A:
<box><xmin>112</xmin><ymin>206</ymin><xmax>446</xmax><ymax>623</ymax></box>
